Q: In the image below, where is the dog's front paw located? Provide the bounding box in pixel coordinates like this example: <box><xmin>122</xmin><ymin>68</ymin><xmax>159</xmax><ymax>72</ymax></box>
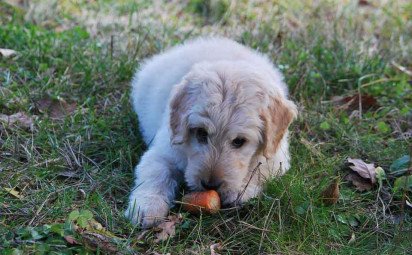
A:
<box><xmin>125</xmin><ymin>194</ymin><xmax>170</xmax><ymax>228</ymax></box>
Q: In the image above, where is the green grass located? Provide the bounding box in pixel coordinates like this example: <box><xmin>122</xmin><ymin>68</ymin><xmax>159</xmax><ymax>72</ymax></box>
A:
<box><xmin>1</xmin><ymin>0</ymin><xmax>411</xmax><ymax>254</ymax></box>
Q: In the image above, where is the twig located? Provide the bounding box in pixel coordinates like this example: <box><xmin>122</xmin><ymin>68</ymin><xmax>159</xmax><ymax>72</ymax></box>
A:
<box><xmin>235</xmin><ymin>162</ymin><xmax>262</xmax><ymax>204</ymax></box>
<box><xmin>357</xmin><ymin>74</ymin><xmax>378</xmax><ymax>119</ymax></box>
<box><xmin>277</xmin><ymin>198</ymin><xmax>282</xmax><ymax>232</ymax></box>
<box><xmin>110</xmin><ymin>35</ymin><xmax>114</xmax><ymax>60</ymax></box>
<box><xmin>360</xmin><ymin>78</ymin><xmax>399</xmax><ymax>88</ymax></box>
<box><xmin>300</xmin><ymin>138</ymin><xmax>324</xmax><ymax>158</ymax></box>
<box><xmin>32</xmin><ymin>158</ymin><xmax>61</xmax><ymax>167</ymax></box>
<box><xmin>391</xmin><ymin>61</ymin><xmax>412</xmax><ymax>76</ymax></box>
<box><xmin>28</xmin><ymin>191</ymin><xmax>56</xmax><ymax>225</ymax></box>
<box><xmin>258</xmin><ymin>198</ymin><xmax>278</xmax><ymax>252</ymax></box>
<box><xmin>132</xmin><ymin>28</ymin><xmax>150</xmax><ymax>61</ymax></box>
<box><xmin>238</xmin><ymin>221</ymin><xmax>271</xmax><ymax>232</ymax></box>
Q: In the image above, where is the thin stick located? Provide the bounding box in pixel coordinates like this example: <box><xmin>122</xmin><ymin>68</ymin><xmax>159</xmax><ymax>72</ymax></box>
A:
<box><xmin>235</xmin><ymin>162</ymin><xmax>262</xmax><ymax>204</ymax></box>
<box><xmin>238</xmin><ymin>221</ymin><xmax>272</xmax><ymax>232</ymax></box>
<box><xmin>28</xmin><ymin>192</ymin><xmax>55</xmax><ymax>225</ymax></box>
<box><xmin>258</xmin><ymin>198</ymin><xmax>277</xmax><ymax>252</ymax></box>
<box><xmin>110</xmin><ymin>35</ymin><xmax>114</xmax><ymax>59</ymax></box>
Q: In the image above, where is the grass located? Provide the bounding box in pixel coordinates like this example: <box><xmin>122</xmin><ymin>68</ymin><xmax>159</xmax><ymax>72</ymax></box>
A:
<box><xmin>1</xmin><ymin>0</ymin><xmax>411</xmax><ymax>254</ymax></box>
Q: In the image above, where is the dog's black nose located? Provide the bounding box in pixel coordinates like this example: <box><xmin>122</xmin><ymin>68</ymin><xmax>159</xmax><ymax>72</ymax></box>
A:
<box><xmin>201</xmin><ymin>180</ymin><xmax>223</xmax><ymax>190</ymax></box>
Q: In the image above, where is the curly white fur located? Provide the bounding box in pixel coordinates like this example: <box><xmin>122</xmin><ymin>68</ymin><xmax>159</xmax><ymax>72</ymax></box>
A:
<box><xmin>125</xmin><ymin>37</ymin><xmax>297</xmax><ymax>228</ymax></box>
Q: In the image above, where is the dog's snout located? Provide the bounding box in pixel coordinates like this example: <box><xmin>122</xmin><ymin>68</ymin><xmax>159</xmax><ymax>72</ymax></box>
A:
<box><xmin>201</xmin><ymin>179</ymin><xmax>223</xmax><ymax>190</ymax></box>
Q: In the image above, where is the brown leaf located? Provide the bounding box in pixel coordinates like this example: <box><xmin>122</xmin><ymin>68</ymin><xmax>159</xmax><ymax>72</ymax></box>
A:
<box><xmin>210</xmin><ymin>242</ymin><xmax>222</xmax><ymax>255</ymax></box>
<box><xmin>332</xmin><ymin>94</ymin><xmax>378</xmax><ymax>112</ymax></box>
<box><xmin>154</xmin><ymin>221</ymin><xmax>175</xmax><ymax>242</ymax></box>
<box><xmin>64</xmin><ymin>235</ymin><xmax>79</xmax><ymax>245</ymax></box>
<box><xmin>320</xmin><ymin>178</ymin><xmax>340</xmax><ymax>205</ymax></box>
<box><xmin>74</xmin><ymin>218</ymin><xmax>130</xmax><ymax>253</ymax></box>
<box><xmin>80</xmin><ymin>232</ymin><xmax>119</xmax><ymax>253</ymax></box>
<box><xmin>0</xmin><ymin>112</ymin><xmax>34</xmax><ymax>130</ymax></box>
<box><xmin>154</xmin><ymin>214</ymin><xmax>182</xmax><ymax>243</ymax></box>
<box><xmin>0</xmin><ymin>48</ymin><xmax>17</xmax><ymax>58</ymax></box>
<box><xmin>347</xmin><ymin>158</ymin><xmax>376</xmax><ymax>184</ymax></box>
<box><xmin>358</xmin><ymin>0</ymin><xmax>371</xmax><ymax>6</ymax></box>
<box><xmin>344</xmin><ymin>172</ymin><xmax>374</xmax><ymax>191</ymax></box>
<box><xmin>36</xmin><ymin>97</ymin><xmax>77</xmax><ymax>119</ymax></box>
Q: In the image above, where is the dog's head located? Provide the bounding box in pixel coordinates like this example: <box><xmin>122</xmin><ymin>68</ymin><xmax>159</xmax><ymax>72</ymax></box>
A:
<box><xmin>169</xmin><ymin>61</ymin><xmax>297</xmax><ymax>205</ymax></box>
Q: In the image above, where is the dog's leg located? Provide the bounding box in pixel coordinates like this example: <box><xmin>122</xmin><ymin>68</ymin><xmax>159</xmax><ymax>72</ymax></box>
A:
<box><xmin>125</xmin><ymin>137</ymin><xmax>182</xmax><ymax>228</ymax></box>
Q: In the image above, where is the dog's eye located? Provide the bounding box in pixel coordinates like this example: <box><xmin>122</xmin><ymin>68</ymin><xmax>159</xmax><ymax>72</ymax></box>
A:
<box><xmin>195</xmin><ymin>128</ymin><xmax>208</xmax><ymax>144</ymax></box>
<box><xmin>232</xmin><ymin>137</ymin><xmax>246</xmax><ymax>148</ymax></box>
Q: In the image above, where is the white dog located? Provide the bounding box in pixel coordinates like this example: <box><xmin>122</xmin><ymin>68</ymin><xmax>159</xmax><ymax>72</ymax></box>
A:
<box><xmin>125</xmin><ymin>37</ymin><xmax>297</xmax><ymax>228</ymax></box>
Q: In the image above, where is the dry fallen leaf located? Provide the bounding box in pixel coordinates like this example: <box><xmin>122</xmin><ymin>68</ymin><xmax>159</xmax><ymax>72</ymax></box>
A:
<box><xmin>80</xmin><ymin>232</ymin><xmax>119</xmax><ymax>253</ymax></box>
<box><xmin>347</xmin><ymin>158</ymin><xmax>376</xmax><ymax>184</ymax></box>
<box><xmin>320</xmin><ymin>178</ymin><xmax>340</xmax><ymax>205</ymax></box>
<box><xmin>210</xmin><ymin>242</ymin><xmax>222</xmax><ymax>255</ymax></box>
<box><xmin>0</xmin><ymin>48</ymin><xmax>17</xmax><ymax>58</ymax></box>
<box><xmin>0</xmin><ymin>112</ymin><xmax>34</xmax><ymax>130</ymax></box>
<box><xmin>37</xmin><ymin>97</ymin><xmax>77</xmax><ymax>119</ymax></box>
<box><xmin>344</xmin><ymin>172</ymin><xmax>374</xmax><ymax>191</ymax></box>
<box><xmin>154</xmin><ymin>221</ymin><xmax>175</xmax><ymax>242</ymax></box>
<box><xmin>74</xmin><ymin>218</ymin><xmax>127</xmax><ymax>253</ymax></box>
<box><xmin>332</xmin><ymin>94</ymin><xmax>378</xmax><ymax>112</ymax></box>
<box><xmin>358</xmin><ymin>0</ymin><xmax>371</xmax><ymax>6</ymax></box>
<box><xmin>154</xmin><ymin>214</ymin><xmax>182</xmax><ymax>243</ymax></box>
<box><xmin>64</xmin><ymin>235</ymin><xmax>79</xmax><ymax>245</ymax></box>
<box><xmin>4</xmin><ymin>187</ymin><xmax>24</xmax><ymax>199</ymax></box>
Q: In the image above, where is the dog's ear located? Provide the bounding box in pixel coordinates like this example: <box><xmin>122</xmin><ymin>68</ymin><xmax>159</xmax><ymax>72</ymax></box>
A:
<box><xmin>260</xmin><ymin>96</ymin><xmax>297</xmax><ymax>158</ymax></box>
<box><xmin>169</xmin><ymin>80</ymin><xmax>192</xmax><ymax>144</ymax></box>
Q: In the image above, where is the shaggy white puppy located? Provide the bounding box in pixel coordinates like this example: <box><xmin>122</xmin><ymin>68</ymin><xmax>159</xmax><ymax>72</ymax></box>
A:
<box><xmin>125</xmin><ymin>37</ymin><xmax>297</xmax><ymax>228</ymax></box>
